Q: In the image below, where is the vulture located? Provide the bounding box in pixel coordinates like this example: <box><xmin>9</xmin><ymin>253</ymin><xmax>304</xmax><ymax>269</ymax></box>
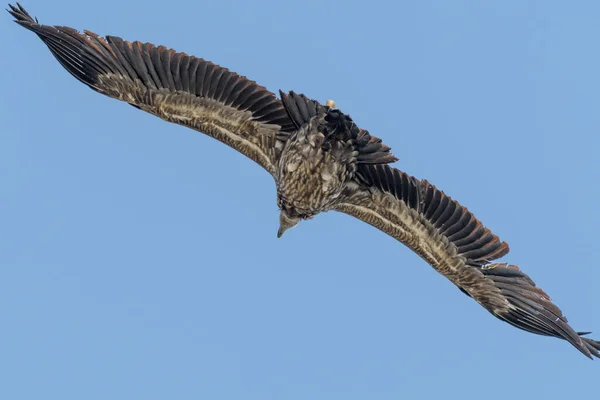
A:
<box><xmin>8</xmin><ymin>2</ymin><xmax>600</xmax><ymax>359</ymax></box>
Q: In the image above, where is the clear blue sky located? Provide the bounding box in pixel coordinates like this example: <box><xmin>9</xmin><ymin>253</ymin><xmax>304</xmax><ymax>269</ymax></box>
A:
<box><xmin>2</xmin><ymin>1</ymin><xmax>599</xmax><ymax>398</ymax></box>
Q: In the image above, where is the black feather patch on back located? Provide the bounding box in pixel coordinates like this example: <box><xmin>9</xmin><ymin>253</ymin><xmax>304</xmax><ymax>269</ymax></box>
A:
<box><xmin>358</xmin><ymin>164</ymin><xmax>509</xmax><ymax>265</ymax></box>
<box><xmin>8</xmin><ymin>3</ymin><xmax>296</xmax><ymax>133</ymax></box>
<box><xmin>322</xmin><ymin>109</ymin><xmax>398</xmax><ymax>165</ymax></box>
<box><xmin>280</xmin><ymin>91</ymin><xmax>398</xmax><ymax>165</ymax></box>
<box><xmin>354</xmin><ymin>128</ymin><xmax>398</xmax><ymax>165</ymax></box>
<box><xmin>279</xmin><ymin>90</ymin><xmax>326</xmax><ymax>129</ymax></box>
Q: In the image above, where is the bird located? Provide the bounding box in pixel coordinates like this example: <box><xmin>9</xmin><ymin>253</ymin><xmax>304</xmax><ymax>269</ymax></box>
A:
<box><xmin>8</xmin><ymin>2</ymin><xmax>600</xmax><ymax>359</ymax></box>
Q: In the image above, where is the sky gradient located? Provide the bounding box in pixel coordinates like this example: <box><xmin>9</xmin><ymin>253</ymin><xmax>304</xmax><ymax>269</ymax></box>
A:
<box><xmin>2</xmin><ymin>1</ymin><xmax>600</xmax><ymax>399</ymax></box>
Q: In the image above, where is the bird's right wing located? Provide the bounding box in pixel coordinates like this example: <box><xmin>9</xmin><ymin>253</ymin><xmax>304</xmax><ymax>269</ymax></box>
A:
<box><xmin>8</xmin><ymin>3</ymin><xmax>296</xmax><ymax>175</ymax></box>
<box><xmin>333</xmin><ymin>163</ymin><xmax>600</xmax><ymax>358</ymax></box>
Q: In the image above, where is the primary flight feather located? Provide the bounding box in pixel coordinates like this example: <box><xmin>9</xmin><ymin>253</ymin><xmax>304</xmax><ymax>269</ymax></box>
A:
<box><xmin>8</xmin><ymin>2</ymin><xmax>599</xmax><ymax>359</ymax></box>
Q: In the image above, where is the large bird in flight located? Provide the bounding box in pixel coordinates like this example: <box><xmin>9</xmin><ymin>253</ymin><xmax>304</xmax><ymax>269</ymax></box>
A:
<box><xmin>8</xmin><ymin>3</ymin><xmax>599</xmax><ymax>359</ymax></box>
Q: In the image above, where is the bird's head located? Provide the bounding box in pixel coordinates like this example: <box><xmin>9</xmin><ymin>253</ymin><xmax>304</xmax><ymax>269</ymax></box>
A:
<box><xmin>276</xmin><ymin>201</ymin><xmax>315</xmax><ymax>238</ymax></box>
<box><xmin>277</xmin><ymin>210</ymin><xmax>301</xmax><ymax>238</ymax></box>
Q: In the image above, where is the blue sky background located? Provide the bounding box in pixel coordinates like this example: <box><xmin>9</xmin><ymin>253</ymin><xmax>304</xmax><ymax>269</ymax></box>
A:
<box><xmin>2</xmin><ymin>1</ymin><xmax>600</xmax><ymax>398</ymax></box>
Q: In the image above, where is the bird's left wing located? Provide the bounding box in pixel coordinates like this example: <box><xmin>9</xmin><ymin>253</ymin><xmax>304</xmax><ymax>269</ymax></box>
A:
<box><xmin>334</xmin><ymin>163</ymin><xmax>600</xmax><ymax>359</ymax></box>
<box><xmin>8</xmin><ymin>3</ymin><xmax>296</xmax><ymax>175</ymax></box>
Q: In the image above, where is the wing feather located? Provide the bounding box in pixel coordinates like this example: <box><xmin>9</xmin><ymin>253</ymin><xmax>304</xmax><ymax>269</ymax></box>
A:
<box><xmin>336</xmin><ymin>164</ymin><xmax>599</xmax><ymax>358</ymax></box>
<box><xmin>8</xmin><ymin>3</ymin><xmax>295</xmax><ymax>175</ymax></box>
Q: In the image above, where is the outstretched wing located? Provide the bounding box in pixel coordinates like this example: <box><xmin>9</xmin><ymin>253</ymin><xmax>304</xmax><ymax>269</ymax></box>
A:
<box><xmin>334</xmin><ymin>163</ymin><xmax>600</xmax><ymax>359</ymax></box>
<box><xmin>8</xmin><ymin>3</ymin><xmax>296</xmax><ymax>175</ymax></box>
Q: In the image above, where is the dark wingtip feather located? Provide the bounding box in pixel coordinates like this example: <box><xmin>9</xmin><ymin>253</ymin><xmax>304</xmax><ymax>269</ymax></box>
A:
<box><xmin>7</xmin><ymin>3</ymin><xmax>38</xmax><ymax>24</ymax></box>
<box><xmin>577</xmin><ymin>332</ymin><xmax>600</xmax><ymax>358</ymax></box>
<box><xmin>582</xmin><ymin>337</ymin><xmax>600</xmax><ymax>358</ymax></box>
<box><xmin>481</xmin><ymin>263</ymin><xmax>600</xmax><ymax>359</ymax></box>
<box><xmin>7</xmin><ymin>3</ymin><xmax>108</xmax><ymax>89</ymax></box>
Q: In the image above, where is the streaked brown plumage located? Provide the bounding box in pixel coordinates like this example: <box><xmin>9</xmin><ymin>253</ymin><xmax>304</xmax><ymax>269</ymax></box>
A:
<box><xmin>8</xmin><ymin>3</ymin><xmax>599</xmax><ymax>359</ymax></box>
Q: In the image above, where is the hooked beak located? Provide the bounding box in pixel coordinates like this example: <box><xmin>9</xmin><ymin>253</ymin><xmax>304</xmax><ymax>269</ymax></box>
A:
<box><xmin>277</xmin><ymin>227</ymin><xmax>286</xmax><ymax>239</ymax></box>
<box><xmin>277</xmin><ymin>211</ymin><xmax>301</xmax><ymax>238</ymax></box>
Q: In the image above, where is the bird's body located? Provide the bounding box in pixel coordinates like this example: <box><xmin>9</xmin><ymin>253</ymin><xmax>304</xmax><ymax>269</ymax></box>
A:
<box><xmin>276</xmin><ymin>112</ymin><xmax>352</xmax><ymax>220</ymax></box>
<box><xmin>8</xmin><ymin>2</ymin><xmax>600</xmax><ymax>359</ymax></box>
<box><xmin>275</xmin><ymin>105</ymin><xmax>396</xmax><ymax>234</ymax></box>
